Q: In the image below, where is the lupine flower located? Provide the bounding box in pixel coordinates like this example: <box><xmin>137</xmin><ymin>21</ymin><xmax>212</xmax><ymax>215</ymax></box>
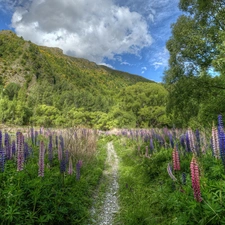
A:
<box><xmin>218</xmin><ymin>115</ymin><xmax>225</xmax><ymax>166</ymax></box>
<box><xmin>190</xmin><ymin>156</ymin><xmax>202</xmax><ymax>202</ymax></box>
<box><xmin>212</xmin><ymin>124</ymin><xmax>220</xmax><ymax>159</ymax></box>
<box><xmin>30</xmin><ymin>127</ymin><xmax>34</xmax><ymax>145</ymax></box>
<box><xmin>24</xmin><ymin>142</ymin><xmax>29</xmax><ymax>160</ymax></box>
<box><xmin>180</xmin><ymin>135</ymin><xmax>186</xmax><ymax>150</ymax></box>
<box><xmin>68</xmin><ymin>157</ymin><xmax>73</xmax><ymax>175</ymax></box>
<box><xmin>48</xmin><ymin>135</ymin><xmax>53</xmax><ymax>163</ymax></box>
<box><xmin>4</xmin><ymin>132</ymin><xmax>10</xmax><ymax>159</ymax></box>
<box><xmin>172</xmin><ymin>147</ymin><xmax>180</xmax><ymax>171</ymax></box>
<box><xmin>38</xmin><ymin>141</ymin><xmax>45</xmax><ymax>177</ymax></box>
<box><xmin>167</xmin><ymin>163</ymin><xmax>177</xmax><ymax>181</ymax></box>
<box><xmin>59</xmin><ymin>135</ymin><xmax>64</xmax><ymax>151</ymax></box>
<box><xmin>188</xmin><ymin>128</ymin><xmax>196</xmax><ymax>154</ymax></box>
<box><xmin>185</xmin><ymin>133</ymin><xmax>191</xmax><ymax>152</ymax></box>
<box><xmin>169</xmin><ymin>133</ymin><xmax>174</xmax><ymax>149</ymax></box>
<box><xmin>58</xmin><ymin>144</ymin><xmax>62</xmax><ymax>161</ymax></box>
<box><xmin>17</xmin><ymin>132</ymin><xmax>24</xmax><ymax>171</ymax></box>
<box><xmin>35</xmin><ymin>131</ymin><xmax>38</xmax><ymax>146</ymax></box>
<box><xmin>0</xmin><ymin>131</ymin><xmax>5</xmax><ymax>172</ymax></box>
<box><xmin>65</xmin><ymin>150</ymin><xmax>69</xmax><ymax>165</ymax></box>
<box><xmin>11</xmin><ymin>140</ymin><xmax>16</xmax><ymax>156</ymax></box>
<box><xmin>60</xmin><ymin>157</ymin><xmax>66</xmax><ymax>173</ymax></box>
<box><xmin>195</xmin><ymin>129</ymin><xmax>201</xmax><ymax>155</ymax></box>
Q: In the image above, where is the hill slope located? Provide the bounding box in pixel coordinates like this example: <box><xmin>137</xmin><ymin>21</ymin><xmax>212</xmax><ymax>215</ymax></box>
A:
<box><xmin>0</xmin><ymin>30</ymin><xmax>169</xmax><ymax>129</ymax></box>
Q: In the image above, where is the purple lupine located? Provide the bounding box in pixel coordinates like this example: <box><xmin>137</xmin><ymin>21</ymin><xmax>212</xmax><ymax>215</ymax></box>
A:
<box><xmin>4</xmin><ymin>132</ymin><xmax>10</xmax><ymax>159</ymax></box>
<box><xmin>17</xmin><ymin>132</ymin><xmax>24</xmax><ymax>171</ymax></box>
<box><xmin>24</xmin><ymin>142</ymin><xmax>29</xmax><ymax>160</ymax></box>
<box><xmin>76</xmin><ymin>160</ymin><xmax>83</xmax><ymax>180</ymax></box>
<box><xmin>65</xmin><ymin>150</ymin><xmax>69</xmax><ymax>165</ymax></box>
<box><xmin>55</xmin><ymin>135</ymin><xmax>58</xmax><ymax>149</ymax></box>
<box><xmin>38</xmin><ymin>141</ymin><xmax>45</xmax><ymax>177</ymax></box>
<box><xmin>218</xmin><ymin>115</ymin><xmax>225</xmax><ymax>166</ymax></box>
<box><xmin>68</xmin><ymin>157</ymin><xmax>73</xmax><ymax>175</ymax></box>
<box><xmin>169</xmin><ymin>133</ymin><xmax>174</xmax><ymax>149</ymax></box>
<box><xmin>59</xmin><ymin>135</ymin><xmax>64</xmax><ymax>152</ymax></box>
<box><xmin>185</xmin><ymin>132</ymin><xmax>191</xmax><ymax>152</ymax></box>
<box><xmin>11</xmin><ymin>140</ymin><xmax>16</xmax><ymax>156</ymax></box>
<box><xmin>0</xmin><ymin>131</ymin><xmax>5</xmax><ymax>172</ymax></box>
<box><xmin>48</xmin><ymin>135</ymin><xmax>53</xmax><ymax>164</ymax></box>
<box><xmin>58</xmin><ymin>144</ymin><xmax>62</xmax><ymax>161</ymax></box>
<box><xmin>195</xmin><ymin>129</ymin><xmax>200</xmax><ymax>155</ymax></box>
<box><xmin>60</xmin><ymin>157</ymin><xmax>66</xmax><ymax>173</ymax></box>
<box><xmin>180</xmin><ymin>135</ymin><xmax>186</xmax><ymax>150</ymax></box>
<box><xmin>30</xmin><ymin>127</ymin><xmax>34</xmax><ymax>145</ymax></box>
<box><xmin>35</xmin><ymin>131</ymin><xmax>38</xmax><ymax>146</ymax></box>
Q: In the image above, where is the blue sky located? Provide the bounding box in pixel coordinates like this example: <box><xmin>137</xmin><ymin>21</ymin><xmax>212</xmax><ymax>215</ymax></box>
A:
<box><xmin>0</xmin><ymin>0</ymin><xmax>182</xmax><ymax>82</ymax></box>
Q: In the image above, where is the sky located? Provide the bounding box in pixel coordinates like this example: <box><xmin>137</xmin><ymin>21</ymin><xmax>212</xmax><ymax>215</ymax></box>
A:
<box><xmin>0</xmin><ymin>0</ymin><xmax>182</xmax><ymax>82</ymax></box>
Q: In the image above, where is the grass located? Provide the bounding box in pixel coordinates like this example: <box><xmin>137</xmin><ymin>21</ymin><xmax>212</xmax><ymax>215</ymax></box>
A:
<box><xmin>0</xmin><ymin>128</ymin><xmax>108</xmax><ymax>225</ymax></box>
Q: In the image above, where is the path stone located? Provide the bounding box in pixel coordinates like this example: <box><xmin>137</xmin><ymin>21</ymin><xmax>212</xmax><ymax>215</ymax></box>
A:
<box><xmin>89</xmin><ymin>142</ymin><xmax>119</xmax><ymax>225</ymax></box>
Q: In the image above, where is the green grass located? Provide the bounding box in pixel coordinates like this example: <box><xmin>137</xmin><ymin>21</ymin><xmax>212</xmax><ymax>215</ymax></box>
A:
<box><xmin>0</xmin><ymin>133</ymin><xmax>108</xmax><ymax>225</ymax></box>
<box><xmin>113</xmin><ymin>136</ymin><xmax>225</xmax><ymax>225</ymax></box>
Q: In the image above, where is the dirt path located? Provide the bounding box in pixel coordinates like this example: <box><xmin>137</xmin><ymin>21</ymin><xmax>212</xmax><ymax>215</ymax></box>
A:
<box><xmin>89</xmin><ymin>142</ymin><xmax>119</xmax><ymax>225</ymax></box>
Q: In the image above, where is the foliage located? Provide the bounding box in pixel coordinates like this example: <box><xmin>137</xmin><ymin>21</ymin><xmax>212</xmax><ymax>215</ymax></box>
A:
<box><xmin>0</xmin><ymin>30</ymin><xmax>168</xmax><ymax>129</ymax></box>
<box><xmin>113</xmin><ymin>126</ymin><xmax>225</xmax><ymax>225</ymax></box>
<box><xmin>163</xmin><ymin>0</ymin><xmax>225</xmax><ymax>127</ymax></box>
<box><xmin>0</xmin><ymin>128</ymin><xmax>107</xmax><ymax>224</ymax></box>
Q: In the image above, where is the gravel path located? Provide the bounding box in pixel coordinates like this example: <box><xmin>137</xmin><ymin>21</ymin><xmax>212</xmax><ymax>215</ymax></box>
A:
<box><xmin>89</xmin><ymin>142</ymin><xmax>119</xmax><ymax>225</ymax></box>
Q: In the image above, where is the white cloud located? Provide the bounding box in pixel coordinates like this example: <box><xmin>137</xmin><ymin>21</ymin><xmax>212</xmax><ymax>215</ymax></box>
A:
<box><xmin>151</xmin><ymin>47</ymin><xmax>169</xmax><ymax>70</ymax></box>
<box><xmin>141</xmin><ymin>66</ymin><xmax>147</xmax><ymax>74</ymax></box>
<box><xmin>10</xmin><ymin>0</ymin><xmax>152</xmax><ymax>64</ymax></box>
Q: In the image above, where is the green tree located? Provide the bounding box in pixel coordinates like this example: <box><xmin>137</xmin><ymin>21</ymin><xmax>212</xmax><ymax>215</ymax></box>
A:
<box><xmin>163</xmin><ymin>0</ymin><xmax>225</xmax><ymax>127</ymax></box>
<box><xmin>118</xmin><ymin>82</ymin><xmax>170</xmax><ymax>127</ymax></box>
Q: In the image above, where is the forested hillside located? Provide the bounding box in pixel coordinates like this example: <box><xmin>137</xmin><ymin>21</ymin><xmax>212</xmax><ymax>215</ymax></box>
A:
<box><xmin>0</xmin><ymin>30</ymin><xmax>169</xmax><ymax>129</ymax></box>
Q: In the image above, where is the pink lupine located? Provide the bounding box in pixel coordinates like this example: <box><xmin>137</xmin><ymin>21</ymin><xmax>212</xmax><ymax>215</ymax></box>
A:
<box><xmin>190</xmin><ymin>157</ymin><xmax>202</xmax><ymax>202</ymax></box>
<box><xmin>68</xmin><ymin>158</ymin><xmax>73</xmax><ymax>175</ymax></box>
<box><xmin>17</xmin><ymin>132</ymin><xmax>24</xmax><ymax>171</ymax></box>
<box><xmin>58</xmin><ymin>144</ymin><xmax>62</xmax><ymax>161</ymax></box>
<box><xmin>212</xmin><ymin>124</ymin><xmax>220</xmax><ymax>159</ymax></box>
<box><xmin>172</xmin><ymin>147</ymin><xmax>180</xmax><ymax>171</ymax></box>
<box><xmin>38</xmin><ymin>141</ymin><xmax>45</xmax><ymax>177</ymax></box>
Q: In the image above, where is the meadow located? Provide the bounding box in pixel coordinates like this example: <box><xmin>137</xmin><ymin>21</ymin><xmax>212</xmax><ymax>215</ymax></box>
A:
<box><xmin>1</xmin><ymin>115</ymin><xmax>225</xmax><ymax>224</ymax></box>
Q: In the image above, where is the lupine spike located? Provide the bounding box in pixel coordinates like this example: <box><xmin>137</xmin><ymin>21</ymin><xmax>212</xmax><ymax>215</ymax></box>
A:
<box><xmin>190</xmin><ymin>156</ymin><xmax>202</xmax><ymax>202</ymax></box>
<box><xmin>212</xmin><ymin>123</ymin><xmax>220</xmax><ymax>159</ymax></box>
<box><xmin>68</xmin><ymin>157</ymin><xmax>73</xmax><ymax>175</ymax></box>
<box><xmin>48</xmin><ymin>135</ymin><xmax>53</xmax><ymax>163</ymax></box>
<box><xmin>188</xmin><ymin>128</ymin><xmax>196</xmax><ymax>154</ymax></box>
<box><xmin>38</xmin><ymin>141</ymin><xmax>45</xmax><ymax>177</ymax></box>
<box><xmin>17</xmin><ymin>132</ymin><xmax>24</xmax><ymax>171</ymax></box>
<box><xmin>167</xmin><ymin>163</ymin><xmax>177</xmax><ymax>181</ymax></box>
<box><xmin>172</xmin><ymin>147</ymin><xmax>180</xmax><ymax>171</ymax></box>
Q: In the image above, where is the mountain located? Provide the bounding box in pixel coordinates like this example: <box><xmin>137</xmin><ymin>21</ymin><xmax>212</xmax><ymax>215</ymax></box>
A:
<box><xmin>0</xmin><ymin>30</ymin><xmax>169</xmax><ymax>129</ymax></box>
<box><xmin>0</xmin><ymin>30</ymin><xmax>151</xmax><ymax>94</ymax></box>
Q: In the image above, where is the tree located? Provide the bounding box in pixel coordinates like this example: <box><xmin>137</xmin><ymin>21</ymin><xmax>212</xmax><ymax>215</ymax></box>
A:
<box><xmin>118</xmin><ymin>82</ymin><xmax>170</xmax><ymax>127</ymax></box>
<box><xmin>163</xmin><ymin>0</ymin><xmax>225</xmax><ymax>127</ymax></box>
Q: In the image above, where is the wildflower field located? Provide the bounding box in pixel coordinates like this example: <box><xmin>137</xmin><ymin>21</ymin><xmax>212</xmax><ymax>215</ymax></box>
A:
<box><xmin>1</xmin><ymin>115</ymin><xmax>225</xmax><ymax>224</ymax></box>
<box><xmin>0</xmin><ymin>127</ymin><xmax>107</xmax><ymax>224</ymax></box>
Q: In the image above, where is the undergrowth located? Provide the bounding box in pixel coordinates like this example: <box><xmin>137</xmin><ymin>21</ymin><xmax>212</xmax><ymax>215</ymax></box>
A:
<box><xmin>113</xmin><ymin>135</ymin><xmax>225</xmax><ymax>225</ymax></box>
